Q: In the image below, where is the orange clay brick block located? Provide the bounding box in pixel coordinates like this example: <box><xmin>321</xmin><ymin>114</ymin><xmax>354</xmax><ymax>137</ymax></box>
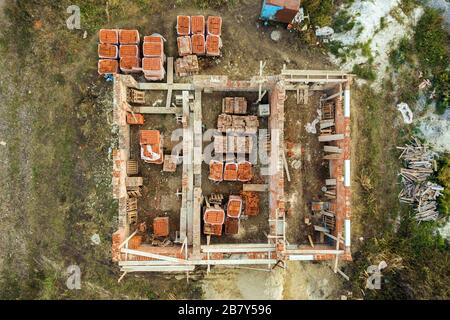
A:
<box><xmin>206</xmin><ymin>34</ymin><xmax>220</xmax><ymax>56</ymax></box>
<box><xmin>143</xmin><ymin>35</ymin><xmax>163</xmax><ymax>43</ymax></box>
<box><xmin>98</xmin><ymin>59</ymin><xmax>118</xmax><ymax>74</ymax></box>
<box><xmin>98</xmin><ymin>44</ymin><xmax>118</xmax><ymax>59</ymax></box>
<box><xmin>223</xmin><ymin>162</ymin><xmax>238</xmax><ymax>181</ymax></box>
<box><xmin>143</xmin><ymin>42</ymin><xmax>163</xmax><ymax>57</ymax></box>
<box><xmin>177</xmin><ymin>15</ymin><xmax>191</xmax><ymax>35</ymax></box>
<box><xmin>177</xmin><ymin>36</ymin><xmax>192</xmax><ymax>56</ymax></box>
<box><xmin>191</xmin><ymin>34</ymin><xmax>205</xmax><ymax>55</ymax></box>
<box><xmin>191</xmin><ymin>15</ymin><xmax>205</xmax><ymax>34</ymax></box>
<box><xmin>204</xmin><ymin>208</ymin><xmax>225</xmax><ymax>225</ymax></box>
<box><xmin>119</xmin><ymin>45</ymin><xmax>139</xmax><ymax>57</ymax></box>
<box><xmin>119</xmin><ymin>29</ymin><xmax>140</xmax><ymax>44</ymax></box>
<box><xmin>207</xmin><ymin>16</ymin><xmax>222</xmax><ymax>36</ymax></box>
<box><xmin>227</xmin><ymin>196</ymin><xmax>242</xmax><ymax>218</ymax></box>
<box><xmin>126</xmin><ymin>113</ymin><xmax>145</xmax><ymax>125</ymax></box>
<box><xmin>99</xmin><ymin>29</ymin><xmax>118</xmax><ymax>44</ymax></box>
<box><xmin>142</xmin><ymin>57</ymin><xmax>163</xmax><ymax>72</ymax></box>
<box><xmin>153</xmin><ymin>217</ymin><xmax>169</xmax><ymax>237</ymax></box>
<box><xmin>119</xmin><ymin>57</ymin><xmax>140</xmax><ymax>73</ymax></box>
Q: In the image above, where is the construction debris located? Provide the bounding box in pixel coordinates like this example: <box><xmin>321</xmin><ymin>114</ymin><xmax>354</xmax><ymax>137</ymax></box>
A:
<box><xmin>175</xmin><ymin>55</ymin><xmax>199</xmax><ymax>77</ymax></box>
<box><xmin>397</xmin><ymin>137</ymin><xmax>442</xmax><ymax>221</ymax></box>
<box><xmin>241</xmin><ymin>191</ymin><xmax>260</xmax><ymax>216</ymax></box>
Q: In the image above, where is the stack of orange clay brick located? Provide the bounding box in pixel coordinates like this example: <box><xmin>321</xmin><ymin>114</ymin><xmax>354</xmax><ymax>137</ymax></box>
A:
<box><xmin>176</xmin><ymin>15</ymin><xmax>222</xmax><ymax>57</ymax></box>
<box><xmin>98</xmin><ymin>29</ymin><xmax>140</xmax><ymax>75</ymax></box>
<box><xmin>142</xmin><ymin>34</ymin><xmax>166</xmax><ymax>81</ymax></box>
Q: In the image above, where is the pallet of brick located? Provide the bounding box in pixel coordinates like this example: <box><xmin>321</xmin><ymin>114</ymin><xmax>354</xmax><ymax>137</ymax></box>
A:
<box><xmin>119</xmin><ymin>29</ymin><xmax>140</xmax><ymax>44</ymax></box>
<box><xmin>119</xmin><ymin>44</ymin><xmax>139</xmax><ymax>57</ymax></box>
<box><xmin>207</xmin><ymin>16</ymin><xmax>222</xmax><ymax>36</ymax></box>
<box><xmin>209</xmin><ymin>160</ymin><xmax>224</xmax><ymax>182</ymax></box>
<box><xmin>98</xmin><ymin>44</ymin><xmax>118</xmax><ymax>59</ymax></box>
<box><xmin>191</xmin><ymin>15</ymin><xmax>205</xmax><ymax>34</ymax></box>
<box><xmin>191</xmin><ymin>34</ymin><xmax>206</xmax><ymax>55</ymax></box>
<box><xmin>244</xmin><ymin>115</ymin><xmax>259</xmax><ymax>134</ymax></box>
<box><xmin>177</xmin><ymin>36</ymin><xmax>192</xmax><ymax>56</ymax></box>
<box><xmin>120</xmin><ymin>56</ymin><xmax>140</xmax><ymax>73</ymax></box>
<box><xmin>224</xmin><ymin>162</ymin><xmax>238</xmax><ymax>181</ymax></box>
<box><xmin>177</xmin><ymin>15</ymin><xmax>191</xmax><ymax>35</ymax></box>
<box><xmin>126</xmin><ymin>113</ymin><xmax>145</xmax><ymax>125</ymax></box>
<box><xmin>225</xmin><ymin>218</ymin><xmax>239</xmax><ymax>235</ymax></box>
<box><xmin>217</xmin><ymin>114</ymin><xmax>233</xmax><ymax>132</ymax></box>
<box><xmin>175</xmin><ymin>55</ymin><xmax>199</xmax><ymax>77</ymax></box>
<box><xmin>222</xmin><ymin>97</ymin><xmax>247</xmax><ymax>114</ymax></box>
<box><xmin>241</xmin><ymin>191</ymin><xmax>260</xmax><ymax>216</ymax></box>
<box><xmin>99</xmin><ymin>29</ymin><xmax>118</xmax><ymax>44</ymax></box>
<box><xmin>143</xmin><ymin>40</ymin><xmax>163</xmax><ymax>57</ymax></box>
<box><xmin>206</xmin><ymin>34</ymin><xmax>221</xmax><ymax>56</ymax></box>
<box><xmin>142</xmin><ymin>57</ymin><xmax>165</xmax><ymax>81</ymax></box>
<box><xmin>232</xmin><ymin>115</ymin><xmax>246</xmax><ymax>133</ymax></box>
<box><xmin>153</xmin><ymin>217</ymin><xmax>169</xmax><ymax>237</ymax></box>
<box><xmin>235</xmin><ymin>136</ymin><xmax>253</xmax><ymax>154</ymax></box>
<box><xmin>163</xmin><ymin>155</ymin><xmax>177</xmax><ymax>172</ymax></box>
<box><xmin>98</xmin><ymin>59</ymin><xmax>118</xmax><ymax>74</ymax></box>
<box><xmin>213</xmin><ymin>135</ymin><xmax>227</xmax><ymax>153</ymax></box>
<box><xmin>237</xmin><ymin>161</ymin><xmax>252</xmax><ymax>182</ymax></box>
<box><xmin>128</xmin><ymin>235</ymin><xmax>143</xmax><ymax>249</ymax></box>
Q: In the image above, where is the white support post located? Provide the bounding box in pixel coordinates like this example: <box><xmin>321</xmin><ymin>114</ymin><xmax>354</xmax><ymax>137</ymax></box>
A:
<box><xmin>344</xmin><ymin>159</ymin><xmax>351</xmax><ymax>187</ymax></box>
<box><xmin>344</xmin><ymin>89</ymin><xmax>350</xmax><ymax>118</ymax></box>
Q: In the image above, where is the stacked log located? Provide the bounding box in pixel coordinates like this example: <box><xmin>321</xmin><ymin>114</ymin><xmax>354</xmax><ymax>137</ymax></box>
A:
<box><xmin>397</xmin><ymin>137</ymin><xmax>443</xmax><ymax>222</ymax></box>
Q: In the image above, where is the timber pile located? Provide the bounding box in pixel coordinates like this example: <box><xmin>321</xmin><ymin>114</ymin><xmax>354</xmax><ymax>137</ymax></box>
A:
<box><xmin>397</xmin><ymin>138</ymin><xmax>443</xmax><ymax>221</ymax></box>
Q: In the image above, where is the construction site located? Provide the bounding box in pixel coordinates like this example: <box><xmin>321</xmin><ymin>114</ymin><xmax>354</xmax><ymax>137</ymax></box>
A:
<box><xmin>103</xmin><ymin>13</ymin><xmax>353</xmax><ymax>279</ymax></box>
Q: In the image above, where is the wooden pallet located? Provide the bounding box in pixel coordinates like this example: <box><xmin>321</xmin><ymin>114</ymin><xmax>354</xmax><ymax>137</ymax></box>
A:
<box><xmin>127</xmin><ymin>160</ymin><xmax>139</xmax><ymax>175</ymax></box>
<box><xmin>127</xmin><ymin>88</ymin><xmax>145</xmax><ymax>104</ymax></box>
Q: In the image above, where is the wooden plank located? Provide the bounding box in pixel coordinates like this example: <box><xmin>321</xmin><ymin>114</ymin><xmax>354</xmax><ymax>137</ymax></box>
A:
<box><xmin>323</xmin><ymin>153</ymin><xmax>343</xmax><ymax>160</ymax></box>
<box><xmin>324</xmin><ymin>145</ymin><xmax>342</xmax><ymax>153</ymax></box>
<box><xmin>325</xmin><ymin>179</ymin><xmax>337</xmax><ymax>186</ymax></box>
<box><xmin>165</xmin><ymin>57</ymin><xmax>174</xmax><ymax>108</ymax></box>
<box><xmin>192</xmin><ymin>187</ymin><xmax>202</xmax><ymax>258</ymax></box>
<box><xmin>138</xmin><ymin>82</ymin><xmax>194</xmax><ymax>91</ymax></box>
<box><xmin>201</xmin><ymin>243</ymin><xmax>275</xmax><ymax>249</ymax></box>
<box><xmin>286</xmin><ymin>249</ymin><xmax>344</xmax><ymax>255</ymax></box>
<box><xmin>121</xmin><ymin>248</ymin><xmax>187</xmax><ymax>263</ymax></box>
<box><xmin>135</xmin><ymin>107</ymin><xmax>182</xmax><ymax>114</ymax></box>
<box><xmin>202</xmin><ymin>247</ymin><xmax>276</xmax><ymax>253</ymax></box>
<box><xmin>282</xmin><ymin>69</ymin><xmax>351</xmax><ymax>76</ymax></box>
<box><xmin>121</xmin><ymin>266</ymin><xmax>195</xmax><ymax>272</ymax></box>
<box><xmin>243</xmin><ymin>184</ymin><xmax>268</xmax><ymax>192</ymax></box>
<box><xmin>318</xmin><ymin>134</ymin><xmax>345</xmax><ymax>142</ymax></box>
<box><xmin>120</xmin><ymin>259</ymin><xmax>278</xmax><ymax>266</ymax></box>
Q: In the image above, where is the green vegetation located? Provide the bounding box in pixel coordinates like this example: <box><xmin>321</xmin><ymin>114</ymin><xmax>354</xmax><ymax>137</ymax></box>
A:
<box><xmin>332</xmin><ymin>10</ymin><xmax>355</xmax><ymax>33</ymax></box>
<box><xmin>349</xmin><ymin>84</ymin><xmax>450</xmax><ymax>299</ymax></box>
<box><xmin>436</xmin><ymin>155</ymin><xmax>450</xmax><ymax>217</ymax></box>
<box><xmin>352</xmin><ymin>64</ymin><xmax>376</xmax><ymax>81</ymax></box>
<box><xmin>0</xmin><ymin>0</ymin><xmax>201</xmax><ymax>300</ymax></box>
<box><xmin>303</xmin><ymin>0</ymin><xmax>335</xmax><ymax>27</ymax></box>
<box><xmin>390</xmin><ymin>8</ymin><xmax>449</xmax><ymax>114</ymax></box>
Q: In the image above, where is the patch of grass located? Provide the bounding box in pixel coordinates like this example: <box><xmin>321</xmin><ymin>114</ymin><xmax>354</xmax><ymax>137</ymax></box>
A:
<box><xmin>436</xmin><ymin>154</ymin><xmax>450</xmax><ymax>218</ymax></box>
<box><xmin>193</xmin><ymin>0</ymin><xmax>238</xmax><ymax>9</ymax></box>
<box><xmin>352</xmin><ymin>64</ymin><xmax>376</xmax><ymax>81</ymax></box>
<box><xmin>332</xmin><ymin>10</ymin><xmax>355</xmax><ymax>33</ymax></box>
<box><xmin>303</xmin><ymin>0</ymin><xmax>335</xmax><ymax>27</ymax></box>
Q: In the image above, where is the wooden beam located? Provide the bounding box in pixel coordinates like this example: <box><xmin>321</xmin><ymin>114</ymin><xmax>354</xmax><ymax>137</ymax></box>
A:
<box><xmin>134</xmin><ymin>107</ymin><xmax>182</xmax><ymax>114</ymax></box>
<box><xmin>165</xmin><ymin>57</ymin><xmax>174</xmax><ymax>108</ymax></box>
<box><xmin>137</xmin><ymin>82</ymin><xmax>194</xmax><ymax>91</ymax></box>
<box><xmin>118</xmin><ymin>230</ymin><xmax>138</xmax><ymax>249</ymax></box>
<box><xmin>121</xmin><ymin>248</ymin><xmax>187</xmax><ymax>263</ymax></box>
<box><xmin>243</xmin><ymin>184</ymin><xmax>268</xmax><ymax>192</ymax></box>
<box><xmin>319</xmin><ymin>134</ymin><xmax>345</xmax><ymax>142</ymax></box>
<box><xmin>121</xmin><ymin>266</ymin><xmax>195</xmax><ymax>272</ymax></box>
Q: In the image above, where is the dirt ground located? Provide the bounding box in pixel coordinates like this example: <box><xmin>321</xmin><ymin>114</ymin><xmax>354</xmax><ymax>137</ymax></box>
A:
<box><xmin>0</xmin><ymin>0</ymin><xmax>343</xmax><ymax>299</ymax></box>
